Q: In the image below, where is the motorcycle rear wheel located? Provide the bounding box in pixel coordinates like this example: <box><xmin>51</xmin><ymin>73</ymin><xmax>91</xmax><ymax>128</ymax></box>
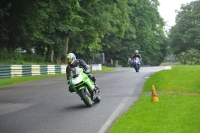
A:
<box><xmin>79</xmin><ymin>88</ymin><xmax>93</xmax><ymax>107</ymax></box>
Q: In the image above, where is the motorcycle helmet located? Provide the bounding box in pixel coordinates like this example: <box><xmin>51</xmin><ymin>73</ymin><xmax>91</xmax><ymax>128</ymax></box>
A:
<box><xmin>135</xmin><ymin>50</ymin><xmax>139</xmax><ymax>54</ymax></box>
<box><xmin>66</xmin><ymin>53</ymin><xmax>76</xmax><ymax>64</ymax></box>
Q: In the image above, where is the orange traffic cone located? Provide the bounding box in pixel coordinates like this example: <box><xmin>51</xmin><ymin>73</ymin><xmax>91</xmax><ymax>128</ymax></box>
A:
<box><xmin>152</xmin><ymin>85</ymin><xmax>159</xmax><ymax>102</ymax></box>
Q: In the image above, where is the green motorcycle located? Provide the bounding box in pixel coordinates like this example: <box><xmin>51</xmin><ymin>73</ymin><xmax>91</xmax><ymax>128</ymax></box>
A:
<box><xmin>69</xmin><ymin>67</ymin><xmax>100</xmax><ymax>107</ymax></box>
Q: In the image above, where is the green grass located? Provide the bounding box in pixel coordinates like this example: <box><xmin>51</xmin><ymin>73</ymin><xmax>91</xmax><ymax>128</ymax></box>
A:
<box><xmin>0</xmin><ymin>66</ymin><xmax>117</xmax><ymax>87</ymax></box>
<box><xmin>143</xmin><ymin>65</ymin><xmax>200</xmax><ymax>93</ymax></box>
<box><xmin>159</xmin><ymin>62</ymin><xmax>181</xmax><ymax>66</ymax></box>
<box><xmin>94</xmin><ymin>66</ymin><xmax>117</xmax><ymax>73</ymax></box>
<box><xmin>108</xmin><ymin>65</ymin><xmax>200</xmax><ymax>133</ymax></box>
<box><xmin>0</xmin><ymin>74</ymin><xmax>66</xmax><ymax>87</ymax></box>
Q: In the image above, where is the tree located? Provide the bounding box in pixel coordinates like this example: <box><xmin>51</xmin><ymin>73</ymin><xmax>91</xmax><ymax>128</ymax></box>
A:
<box><xmin>23</xmin><ymin>0</ymin><xmax>82</xmax><ymax>63</ymax></box>
<box><xmin>168</xmin><ymin>0</ymin><xmax>200</xmax><ymax>55</ymax></box>
<box><xmin>0</xmin><ymin>0</ymin><xmax>167</xmax><ymax>66</ymax></box>
<box><xmin>0</xmin><ymin>1</ymin><xmax>11</xmax><ymax>48</ymax></box>
<box><xmin>102</xmin><ymin>0</ymin><xmax>166</xmax><ymax>66</ymax></box>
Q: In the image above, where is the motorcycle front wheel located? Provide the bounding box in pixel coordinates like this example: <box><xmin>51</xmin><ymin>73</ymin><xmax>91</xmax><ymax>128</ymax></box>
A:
<box><xmin>79</xmin><ymin>88</ymin><xmax>93</xmax><ymax>107</ymax></box>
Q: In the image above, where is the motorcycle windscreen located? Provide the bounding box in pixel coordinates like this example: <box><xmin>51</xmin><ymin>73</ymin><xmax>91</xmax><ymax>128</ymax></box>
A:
<box><xmin>134</xmin><ymin>57</ymin><xmax>140</xmax><ymax>64</ymax></box>
<box><xmin>71</xmin><ymin>67</ymin><xmax>83</xmax><ymax>84</ymax></box>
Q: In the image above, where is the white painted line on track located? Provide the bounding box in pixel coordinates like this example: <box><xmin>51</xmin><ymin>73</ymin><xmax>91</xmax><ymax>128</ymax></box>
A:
<box><xmin>98</xmin><ymin>80</ymin><xmax>140</xmax><ymax>133</ymax></box>
<box><xmin>98</xmin><ymin>95</ymin><xmax>129</xmax><ymax>133</ymax></box>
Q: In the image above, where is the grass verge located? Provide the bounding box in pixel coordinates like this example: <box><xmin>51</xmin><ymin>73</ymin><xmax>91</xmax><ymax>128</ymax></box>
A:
<box><xmin>0</xmin><ymin>66</ymin><xmax>117</xmax><ymax>87</ymax></box>
<box><xmin>108</xmin><ymin>65</ymin><xmax>200</xmax><ymax>133</ymax></box>
<box><xmin>0</xmin><ymin>74</ymin><xmax>66</xmax><ymax>87</ymax></box>
<box><xmin>93</xmin><ymin>66</ymin><xmax>117</xmax><ymax>73</ymax></box>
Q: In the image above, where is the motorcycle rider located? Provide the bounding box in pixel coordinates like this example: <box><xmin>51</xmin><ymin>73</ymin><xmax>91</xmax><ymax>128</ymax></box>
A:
<box><xmin>66</xmin><ymin>53</ymin><xmax>100</xmax><ymax>93</ymax></box>
<box><xmin>132</xmin><ymin>50</ymin><xmax>142</xmax><ymax>64</ymax></box>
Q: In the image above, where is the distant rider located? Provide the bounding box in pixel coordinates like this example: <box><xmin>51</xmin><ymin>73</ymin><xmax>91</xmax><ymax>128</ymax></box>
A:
<box><xmin>128</xmin><ymin>58</ymin><xmax>131</xmax><ymax>65</ymax></box>
<box><xmin>132</xmin><ymin>50</ymin><xmax>142</xmax><ymax>64</ymax></box>
<box><xmin>66</xmin><ymin>53</ymin><xmax>100</xmax><ymax>93</ymax></box>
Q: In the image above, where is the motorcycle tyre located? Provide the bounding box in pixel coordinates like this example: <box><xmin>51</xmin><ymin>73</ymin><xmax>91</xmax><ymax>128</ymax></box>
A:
<box><xmin>135</xmin><ymin>64</ymin><xmax>140</xmax><ymax>72</ymax></box>
<box><xmin>79</xmin><ymin>89</ymin><xmax>93</xmax><ymax>107</ymax></box>
<box><xmin>134</xmin><ymin>66</ymin><xmax>138</xmax><ymax>72</ymax></box>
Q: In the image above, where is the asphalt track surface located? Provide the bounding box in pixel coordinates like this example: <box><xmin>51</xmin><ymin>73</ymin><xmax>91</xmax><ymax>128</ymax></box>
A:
<box><xmin>0</xmin><ymin>66</ymin><xmax>166</xmax><ymax>133</ymax></box>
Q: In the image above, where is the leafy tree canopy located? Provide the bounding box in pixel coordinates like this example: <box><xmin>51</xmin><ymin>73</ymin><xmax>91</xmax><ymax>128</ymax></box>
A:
<box><xmin>0</xmin><ymin>0</ymin><xmax>167</xmax><ymax>66</ymax></box>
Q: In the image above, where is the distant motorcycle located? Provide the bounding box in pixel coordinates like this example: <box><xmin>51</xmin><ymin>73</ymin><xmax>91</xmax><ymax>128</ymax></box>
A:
<box><xmin>133</xmin><ymin>57</ymin><xmax>141</xmax><ymax>72</ymax></box>
<box><xmin>128</xmin><ymin>58</ymin><xmax>133</xmax><ymax>68</ymax></box>
<box><xmin>69</xmin><ymin>67</ymin><xmax>100</xmax><ymax>107</ymax></box>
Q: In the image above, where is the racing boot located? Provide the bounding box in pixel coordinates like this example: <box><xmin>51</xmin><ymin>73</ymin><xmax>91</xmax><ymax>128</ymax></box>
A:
<box><xmin>94</xmin><ymin>83</ymin><xmax>100</xmax><ymax>93</ymax></box>
<box><xmin>69</xmin><ymin>85</ymin><xmax>75</xmax><ymax>93</ymax></box>
<box><xmin>90</xmin><ymin>84</ymin><xmax>100</xmax><ymax>100</ymax></box>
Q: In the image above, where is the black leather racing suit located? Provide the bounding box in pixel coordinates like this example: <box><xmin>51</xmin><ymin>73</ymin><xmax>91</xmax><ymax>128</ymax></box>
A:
<box><xmin>132</xmin><ymin>53</ymin><xmax>142</xmax><ymax>63</ymax></box>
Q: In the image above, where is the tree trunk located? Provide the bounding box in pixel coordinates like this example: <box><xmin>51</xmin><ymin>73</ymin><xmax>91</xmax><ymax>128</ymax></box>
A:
<box><xmin>63</xmin><ymin>36</ymin><xmax>69</xmax><ymax>63</ymax></box>
<box><xmin>45</xmin><ymin>45</ymin><xmax>54</xmax><ymax>63</ymax></box>
<box><xmin>63</xmin><ymin>36</ymin><xmax>69</xmax><ymax>56</ymax></box>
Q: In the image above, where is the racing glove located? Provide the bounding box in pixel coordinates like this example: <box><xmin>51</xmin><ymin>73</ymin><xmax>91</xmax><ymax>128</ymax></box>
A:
<box><xmin>85</xmin><ymin>69</ymin><xmax>90</xmax><ymax>74</ymax></box>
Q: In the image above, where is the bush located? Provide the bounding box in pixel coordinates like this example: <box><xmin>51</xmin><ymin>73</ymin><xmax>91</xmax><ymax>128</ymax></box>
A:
<box><xmin>0</xmin><ymin>51</ymin><xmax>46</xmax><ymax>65</ymax></box>
<box><xmin>0</xmin><ymin>51</ymin><xmax>23</xmax><ymax>62</ymax></box>
<box><xmin>23</xmin><ymin>53</ymin><xmax>45</xmax><ymax>63</ymax></box>
<box><xmin>176</xmin><ymin>49</ymin><xmax>200</xmax><ymax>65</ymax></box>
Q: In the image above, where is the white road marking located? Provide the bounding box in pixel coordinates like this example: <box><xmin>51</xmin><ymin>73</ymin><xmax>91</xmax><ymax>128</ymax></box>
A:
<box><xmin>98</xmin><ymin>81</ymin><xmax>139</xmax><ymax>133</ymax></box>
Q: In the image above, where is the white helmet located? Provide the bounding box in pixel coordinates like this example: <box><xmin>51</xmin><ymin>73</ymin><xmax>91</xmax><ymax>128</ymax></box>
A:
<box><xmin>66</xmin><ymin>53</ymin><xmax>76</xmax><ymax>64</ymax></box>
<box><xmin>135</xmin><ymin>50</ymin><xmax>139</xmax><ymax>54</ymax></box>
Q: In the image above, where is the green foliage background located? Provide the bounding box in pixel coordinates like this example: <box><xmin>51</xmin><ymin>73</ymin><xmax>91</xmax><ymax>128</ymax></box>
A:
<box><xmin>168</xmin><ymin>0</ymin><xmax>200</xmax><ymax>65</ymax></box>
<box><xmin>2</xmin><ymin>0</ymin><xmax>200</xmax><ymax>65</ymax></box>
<box><xmin>0</xmin><ymin>0</ymin><xmax>167</xmax><ymax>66</ymax></box>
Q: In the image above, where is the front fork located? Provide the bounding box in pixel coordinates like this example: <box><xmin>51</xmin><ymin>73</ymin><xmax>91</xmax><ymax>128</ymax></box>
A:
<box><xmin>78</xmin><ymin>86</ymin><xmax>97</xmax><ymax>100</ymax></box>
